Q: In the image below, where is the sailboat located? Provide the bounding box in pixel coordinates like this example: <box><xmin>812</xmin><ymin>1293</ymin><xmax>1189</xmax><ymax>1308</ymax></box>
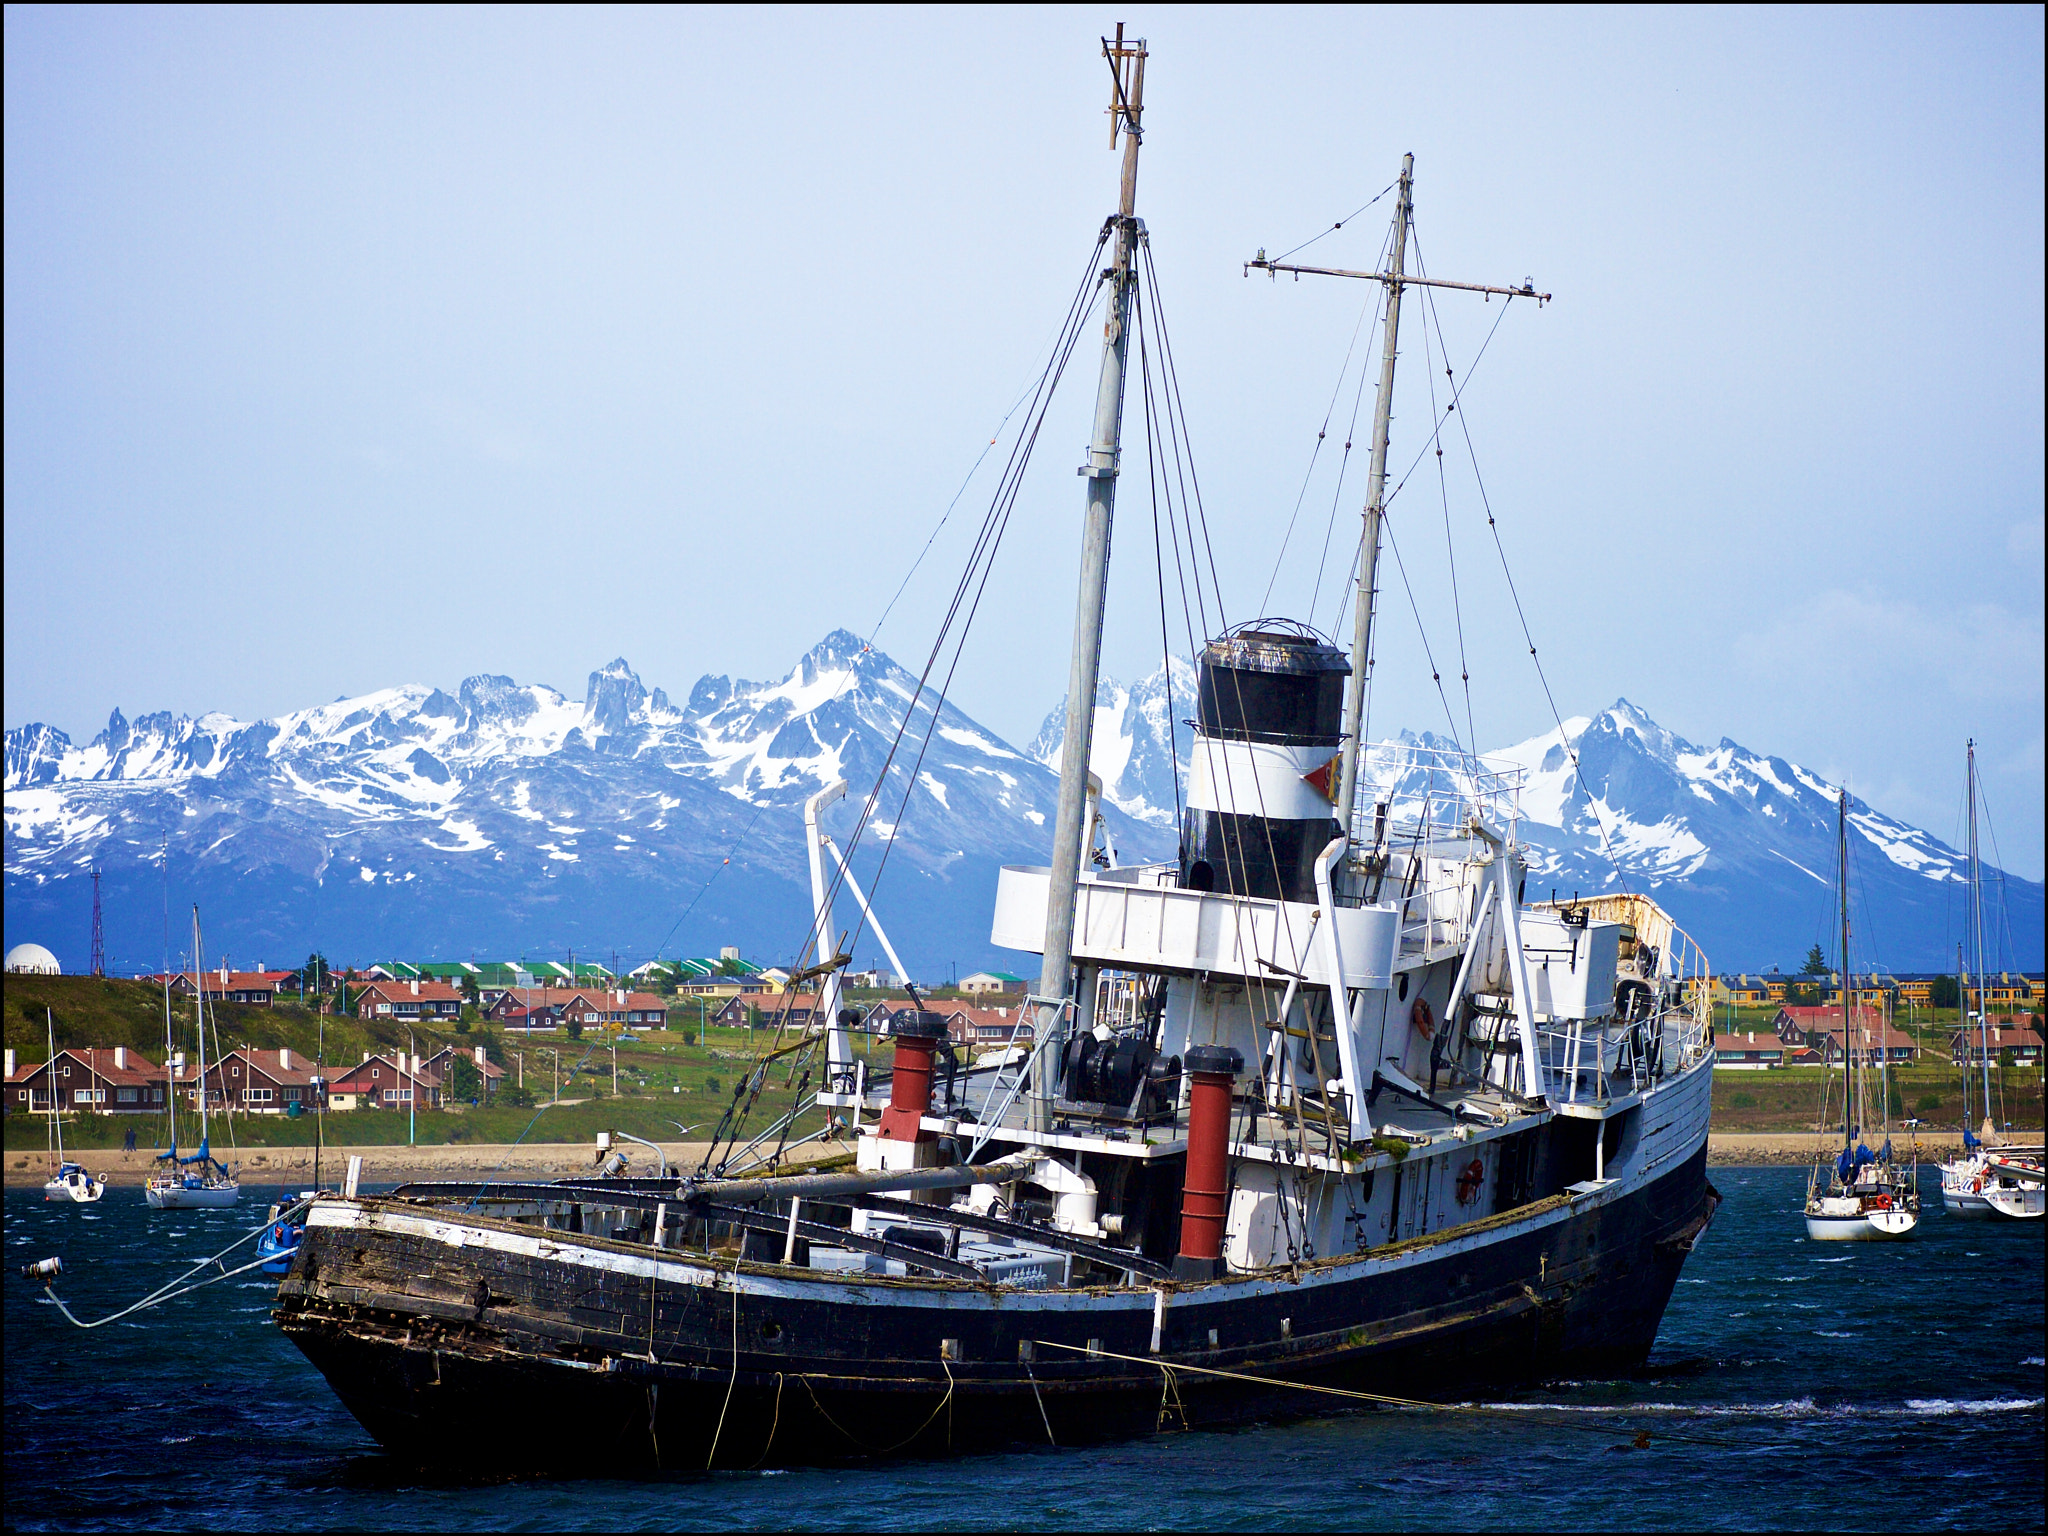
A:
<box><xmin>1937</xmin><ymin>742</ymin><xmax>2045</xmax><ymax>1220</ymax></box>
<box><xmin>270</xmin><ymin>33</ymin><xmax>1720</xmax><ymax>1471</ymax></box>
<box><xmin>1803</xmin><ymin>791</ymin><xmax>1917</xmax><ymax>1240</ymax></box>
<box><xmin>41</xmin><ymin>1008</ymin><xmax>106</xmax><ymax>1204</ymax></box>
<box><xmin>144</xmin><ymin>906</ymin><xmax>241</xmax><ymax>1209</ymax></box>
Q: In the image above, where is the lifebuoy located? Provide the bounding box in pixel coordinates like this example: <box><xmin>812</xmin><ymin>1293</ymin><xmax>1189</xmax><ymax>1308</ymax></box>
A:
<box><xmin>1870</xmin><ymin>1193</ymin><xmax>1890</xmax><ymax>1211</ymax></box>
<box><xmin>1411</xmin><ymin>997</ymin><xmax>1436</xmax><ymax>1039</ymax></box>
<box><xmin>1455</xmin><ymin>1158</ymin><xmax>1485</xmax><ymax>1204</ymax></box>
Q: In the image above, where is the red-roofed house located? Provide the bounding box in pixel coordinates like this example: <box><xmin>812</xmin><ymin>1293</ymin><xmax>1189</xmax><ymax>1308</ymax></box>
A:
<box><xmin>1773</xmin><ymin>1005</ymin><xmax>1887</xmax><ymax>1049</ymax></box>
<box><xmin>197</xmin><ymin>1047</ymin><xmax>329</xmax><ymax>1114</ymax></box>
<box><xmin>715</xmin><ymin>992</ymin><xmax>826</xmax><ymax>1029</ymax></box>
<box><xmin>1712</xmin><ymin>1031</ymin><xmax>1785</xmax><ymax>1070</ymax></box>
<box><xmin>326</xmin><ymin>1052</ymin><xmax>442</xmax><ymax>1111</ymax></box>
<box><xmin>153</xmin><ymin>969</ymin><xmax>293</xmax><ymax>1006</ymax></box>
<box><xmin>352</xmin><ymin>978</ymin><xmax>464</xmax><ymax>1022</ymax></box>
<box><xmin>4</xmin><ymin>1047</ymin><xmax>169</xmax><ymax>1114</ymax></box>
<box><xmin>420</xmin><ymin>1044</ymin><xmax>506</xmax><ymax>1102</ymax></box>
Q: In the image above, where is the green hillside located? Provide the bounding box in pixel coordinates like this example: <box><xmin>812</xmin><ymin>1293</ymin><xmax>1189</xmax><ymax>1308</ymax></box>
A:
<box><xmin>4</xmin><ymin>974</ymin><xmax>874</xmax><ymax>1151</ymax></box>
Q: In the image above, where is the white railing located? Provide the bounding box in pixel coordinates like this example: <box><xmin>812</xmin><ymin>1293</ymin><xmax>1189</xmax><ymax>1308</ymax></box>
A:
<box><xmin>1348</xmin><ymin>741</ymin><xmax>1527</xmax><ymax>850</ymax></box>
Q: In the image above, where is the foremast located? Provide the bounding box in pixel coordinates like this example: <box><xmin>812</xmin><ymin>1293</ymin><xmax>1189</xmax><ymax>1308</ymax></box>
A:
<box><xmin>1034</xmin><ymin>28</ymin><xmax>1146</xmax><ymax>1136</ymax></box>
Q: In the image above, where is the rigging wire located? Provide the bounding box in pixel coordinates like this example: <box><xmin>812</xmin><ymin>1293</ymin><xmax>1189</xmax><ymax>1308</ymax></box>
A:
<box><xmin>1415</xmin><ymin>242</ymin><xmax>1479</xmax><ymax>757</ymax></box>
<box><xmin>698</xmin><ymin>223</ymin><xmax>1114</xmax><ymax>1157</ymax></box>
<box><xmin>1407</xmin><ymin>228</ymin><xmax>1633</xmax><ymax>897</ymax></box>
<box><xmin>866</xmin><ymin>303</ymin><xmax>1095</xmax><ymax>648</ymax></box>
<box><xmin>1377</xmin><ymin>511</ymin><xmax>1467</xmax><ymax>753</ymax></box>
<box><xmin>1307</xmin><ymin>288</ymin><xmax>1385</xmax><ymax>633</ymax></box>
<box><xmin>1261</xmin><ymin>277</ymin><xmax>1382</xmax><ymax>614</ymax></box>
<box><xmin>1265</xmin><ymin>179</ymin><xmax>1400</xmax><ymax>266</ymax></box>
<box><xmin>648</xmin><ymin>803</ymin><xmax>767</xmax><ymax>965</ymax></box>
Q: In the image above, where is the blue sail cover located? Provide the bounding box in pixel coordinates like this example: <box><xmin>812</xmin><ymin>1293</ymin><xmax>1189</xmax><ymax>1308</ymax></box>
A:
<box><xmin>1963</xmin><ymin>1126</ymin><xmax>1981</xmax><ymax>1151</ymax></box>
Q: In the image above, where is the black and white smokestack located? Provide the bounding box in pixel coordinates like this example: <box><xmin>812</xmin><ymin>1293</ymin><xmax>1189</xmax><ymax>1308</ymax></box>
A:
<box><xmin>1180</xmin><ymin>625</ymin><xmax>1350</xmax><ymax>904</ymax></box>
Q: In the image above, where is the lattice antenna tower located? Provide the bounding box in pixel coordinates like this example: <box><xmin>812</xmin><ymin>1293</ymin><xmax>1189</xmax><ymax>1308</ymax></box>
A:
<box><xmin>90</xmin><ymin>866</ymin><xmax>106</xmax><ymax>977</ymax></box>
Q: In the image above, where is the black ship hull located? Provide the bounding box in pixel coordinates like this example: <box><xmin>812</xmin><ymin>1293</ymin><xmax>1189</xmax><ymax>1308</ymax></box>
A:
<box><xmin>273</xmin><ymin>1145</ymin><xmax>1714</xmax><ymax>1470</ymax></box>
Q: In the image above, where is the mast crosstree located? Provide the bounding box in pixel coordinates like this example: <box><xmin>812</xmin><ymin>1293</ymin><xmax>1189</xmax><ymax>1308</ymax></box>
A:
<box><xmin>1246</xmin><ymin>164</ymin><xmax>1548</xmax><ymax>825</ymax></box>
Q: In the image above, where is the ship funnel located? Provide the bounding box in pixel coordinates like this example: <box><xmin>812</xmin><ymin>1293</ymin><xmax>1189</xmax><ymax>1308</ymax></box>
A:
<box><xmin>1181</xmin><ymin>624</ymin><xmax>1349</xmax><ymax>903</ymax></box>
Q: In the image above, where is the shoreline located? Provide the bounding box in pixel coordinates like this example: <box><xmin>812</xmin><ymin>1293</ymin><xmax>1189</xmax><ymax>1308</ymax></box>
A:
<box><xmin>4</xmin><ymin>1138</ymin><xmax>848</xmax><ymax>1188</ymax></box>
<box><xmin>10</xmin><ymin>1132</ymin><xmax>2040</xmax><ymax>1186</ymax></box>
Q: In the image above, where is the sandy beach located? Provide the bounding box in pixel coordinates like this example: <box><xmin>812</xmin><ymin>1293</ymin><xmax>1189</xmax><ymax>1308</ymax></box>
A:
<box><xmin>11</xmin><ymin>1132</ymin><xmax>2040</xmax><ymax>1186</ymax></box>
<box><xmin>4</xmin><ymin>1138</ymin><xmax>848</xmax><ymax>1188</ymax></box>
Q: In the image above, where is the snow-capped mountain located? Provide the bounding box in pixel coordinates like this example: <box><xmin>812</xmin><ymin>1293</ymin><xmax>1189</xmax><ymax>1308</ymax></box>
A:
<box><xmin>7</xmin><ymin>641</ymin><xmax>2037</xmax><ymax>978</ymax></box>
<box><xmin>1029</xmin><ymin>655</ymin><xmax>1198</xmax><ymax>828</ymax></box>
<box><xmin>1031</xmin><ymin>686</ymin><xmax>2042</xmax><ymax>972</ymax></box>
<box><xmin>3</xmin><ymin>632</ymin><xmax>1168</xmax><ymax>980</ymax></box>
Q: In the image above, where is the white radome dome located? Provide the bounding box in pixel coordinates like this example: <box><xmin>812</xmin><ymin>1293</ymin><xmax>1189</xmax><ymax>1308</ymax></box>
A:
<box><xmin>4</xmin><ymin>943</ymin><xmax>62</xmax><ymax>975</ymax></box>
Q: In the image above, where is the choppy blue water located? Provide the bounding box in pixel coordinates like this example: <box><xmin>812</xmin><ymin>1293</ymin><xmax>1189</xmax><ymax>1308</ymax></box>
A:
<box><xmin>5</xmin><ymin>1166</ymin><xmax>2042</xmax><ymax>1531</ymax></box>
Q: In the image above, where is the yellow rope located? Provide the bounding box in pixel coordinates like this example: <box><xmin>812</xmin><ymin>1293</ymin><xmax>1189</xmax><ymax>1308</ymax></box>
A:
<box><xmin>1029</xmin><ymin>1338</ymin><xmax>1762</xmax><ymax>1449</ymax></box>
<box><xmin>704</xmin><ymin>1249</ymin><xmax>742</xmax><ymax>1469</ymax></box>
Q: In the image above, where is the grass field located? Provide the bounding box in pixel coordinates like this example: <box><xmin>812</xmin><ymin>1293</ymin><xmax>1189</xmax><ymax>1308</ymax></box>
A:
<box><xmin>4</xmin><ymin>974</ymin><xmax>881</xmax><ymax>1152</ymax></box>
<box><xmin>1709</xmin><ymin>1062</ymin><xmax>2042</xmax><ymax>1132</ymax></box>
<box><xmin>7</xmin><ymin>977</ymin><xmax>2038</xmax><ymax>1146</ymax></box>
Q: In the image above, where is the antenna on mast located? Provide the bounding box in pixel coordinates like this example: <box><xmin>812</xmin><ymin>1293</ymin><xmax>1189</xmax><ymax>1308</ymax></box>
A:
<box><xmin>90</xmin><ymin>867</ymin><xmax>105</xmax><ymax>978</ymax></box>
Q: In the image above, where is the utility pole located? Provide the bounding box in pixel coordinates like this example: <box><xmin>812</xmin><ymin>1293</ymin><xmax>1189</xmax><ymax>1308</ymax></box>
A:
<box><xmin>1033</xmin><ymin>28</ymin><xmax>1147</xmax><ymax>1136</ymax></box>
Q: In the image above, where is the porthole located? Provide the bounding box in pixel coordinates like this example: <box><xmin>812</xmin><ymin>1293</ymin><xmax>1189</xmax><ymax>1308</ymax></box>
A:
<box><xmin>1397</xmin><ymin>973</ymin><xmax>1410</xmax><ymax>1002</ymax></box>
<box><xmin>759</xmin><ymin>1318</ymin><xmax>784</xmax><ymax>1342</ymax></box>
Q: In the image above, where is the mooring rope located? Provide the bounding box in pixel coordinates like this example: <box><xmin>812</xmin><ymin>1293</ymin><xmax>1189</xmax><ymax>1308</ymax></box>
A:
<box><xmin>1030</xmin><ymin>1338</ymin><xmax>1779</xmax><ymax>1451</ymax></box>
<box><xmin>32</xmin><ymin>1199</ymin><xmax>301</xmax><ymax>1330</ymax></box>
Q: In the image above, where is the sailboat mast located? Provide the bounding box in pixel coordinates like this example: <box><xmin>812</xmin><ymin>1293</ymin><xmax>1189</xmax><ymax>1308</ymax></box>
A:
<box><xmin>1837</xmin><ymin>790</ymin><xmax>1854</xmax><ymax>1149</ymax></box>
<box><xmin>192</xmin><ymin>906</ymin><xmax>210</xmax><ymax>1152</ymax></box>
<box><xmin>162</xmin><ymin>963</ymin><xmax>178</xmax><ymax>1153</ymax></box>
<box><xmin>1333</xmin><ymin>153</ymin><xmax>1414</xmax><ymax>824</ymax></box>
<box><xmin>1956</xmin><ymin>938</ymin><xmax>1972</xmax><ymax>1129</ymax></box>
<box><xmin>1967</xmin><ymin>740</ymin><xmax>1992</xmax><ymax>1130</ymax></box>
<box><xmin>47</xmin><ymin>1008</ymin><xmax>62</xmax><ymax>1169</ymax></box>
<box><xmin>1034</xmin><ymin>28</ymin><xmax>1146</xmax><ymax>1136</ymax></box>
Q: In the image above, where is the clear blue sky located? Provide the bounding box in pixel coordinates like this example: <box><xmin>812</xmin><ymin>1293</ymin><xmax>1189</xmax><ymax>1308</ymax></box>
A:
<box><xmin>6</xmin><ymin>5</ymin><xmax>2043</xmax><ymax>877</ymax></box>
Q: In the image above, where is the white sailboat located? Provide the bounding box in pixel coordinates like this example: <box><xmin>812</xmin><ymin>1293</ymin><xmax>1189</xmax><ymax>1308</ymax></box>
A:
<box><xmin>40</xmin><ymin>1008</ymin><xmax>106</xmax><ymax>1204</ymax></box>
<box><xmin>144</xmin><ymin>906</ymin><xmax>240</xmax><ymax>1209</ymax></box>
<box><xmin>1803</xmin><ymin>790</ymin><xmax>1917</xmax><ymax>1241</ymax></box>
<box><xmin>1938</xmin><ymin>742</ymin><xmax>2045</xmax><ymax>1220</ymax></box>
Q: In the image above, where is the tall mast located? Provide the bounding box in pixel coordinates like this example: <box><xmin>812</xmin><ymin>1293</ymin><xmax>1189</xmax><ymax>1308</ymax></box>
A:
<box><xmin>1333</xmin><ymin>155</ymin><xmax>1414</xmax><ymax>824</ymax></box>
<box><xmin>1967</xmin><ymin>740</ymin><xmax>1992</xmax><ymax>1132</ymax></box>
<box><xmin>1837</xmin><ymin>790</ymin><xmax>1854</xmax><ymax>1150</ymax></box>
<box><xmin>161</xmin><ymin>960</ymin><xmax>178</xmax><ymax>1154</ymax></box>
<box><xmin>1956</xmin><ymin>939</ymin><xmax>1971</xmax><ymax>1130</ymax></box>
<box><xmin>1033</xmin><ymin>28</ymin><xmax>1146</xmax><ymax>1136</ymax></box>
<box><xmin>161</xmin><ymin>832</ymin><xmax>176</xmax><ymax>1154</ymax></box>
<box><xmin>48</xmin><ymin>1008</ymin><xmax>62</xmax><ymax>1169</ymax></box>
<box><xmin>1245</xmin><ymin>162</ymin><xmax>1548</xmax><ymax>826</ymax></box>
<box><xmin>192</xmin><ymin>906</ymin><xmax>211</xmax><ymax>1154</ymax></box>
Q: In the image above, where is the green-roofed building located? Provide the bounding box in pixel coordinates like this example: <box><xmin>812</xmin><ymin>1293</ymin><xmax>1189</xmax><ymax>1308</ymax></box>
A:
<box><xmin>416</xmin><ymin>961</ymin><xmax>482</xmax><ymax>982</ymax></box>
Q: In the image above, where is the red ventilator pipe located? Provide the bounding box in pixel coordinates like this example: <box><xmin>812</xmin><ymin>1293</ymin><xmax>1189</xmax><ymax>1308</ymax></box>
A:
<box><xmin>1176</xmin><ymin>1044</ymin><xmax>1243</xmax><ymax>1279</ymax></box>
<box><xmin>878</xmin><ymin>1011</ymin><xmax>947</xmax><ymax>1143</ymax></box>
